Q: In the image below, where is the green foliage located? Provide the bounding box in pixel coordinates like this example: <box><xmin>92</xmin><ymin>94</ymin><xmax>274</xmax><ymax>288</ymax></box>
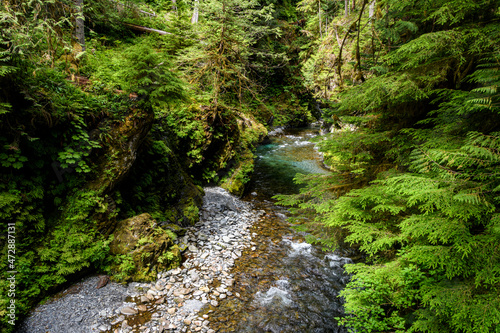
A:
<box><xmin>178</xmin><ymin>0</ymin><xmax>281</xmax><ymax>106</ymax></box>
<box><xmin>278</xmin><ymin>1</ymin><xmax>500</xmax><ymax>328</ymax></box>
<box><xmin>87</xmin><ymin>36</ymin><xmax>186</xmax><ymax>107</ymax></box>
<box><xmin>113</xmin><ymin>254</ymin><xmax>136</xmax><ymax>281</ymax></box>
<box><xmin>339</xmin><ymin>262</ymin><xmax>425</xmax><ymax>332</ymax></box>
<box><xmin>157</xmin><ymin>250</ymin><xmax>176</xmax><ymax>264</ymax></box>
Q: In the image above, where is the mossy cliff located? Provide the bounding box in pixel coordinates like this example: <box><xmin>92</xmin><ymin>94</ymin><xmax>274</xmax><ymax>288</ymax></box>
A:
<box><xmin>168</xmin><ymin>104</ymin><xmax>267</xmax><ymax>197</ymax></box>
<box><xmin>0</xmin><ymin>85</ymin><xmax>202</xmax><ymax>327</ymax></box>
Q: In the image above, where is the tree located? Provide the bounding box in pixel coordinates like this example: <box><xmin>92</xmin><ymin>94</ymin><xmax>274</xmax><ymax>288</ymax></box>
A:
<box><xmin>278</xmin><ymin>0</ymin><xmax>500</xmax><ymax>331</ymax></box>
<box><xmin>74</xmin><ymin>0</ymin><xmax>85</xmax><ymax>51</ymax></box>
<box><xmin>178</xmin><ymin>0</ymin><xmax>279</xmax><ymax>107</ymax></box>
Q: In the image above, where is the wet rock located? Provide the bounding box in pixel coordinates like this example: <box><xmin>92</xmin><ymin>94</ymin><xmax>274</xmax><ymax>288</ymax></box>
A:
<box><xmin>96</xmin><ymin>275</ymin><xmax>110</xmax><ymax>289</ymax></box>
<box><xmin>173</xmin><ymin>288</ymin><xmax>191</xmax><ymax>297</ymax></box>
<box><xmin>155</xmin><ymin>280</ymin><xmax>166</xmax><ymax>291</ymax></box>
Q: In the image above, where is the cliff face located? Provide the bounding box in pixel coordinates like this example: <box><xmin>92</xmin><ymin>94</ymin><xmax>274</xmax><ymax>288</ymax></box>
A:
<box><xmin>0</xmin><ymin>83</ymin><xmax>204</xmax><ymax>323</ymax></box>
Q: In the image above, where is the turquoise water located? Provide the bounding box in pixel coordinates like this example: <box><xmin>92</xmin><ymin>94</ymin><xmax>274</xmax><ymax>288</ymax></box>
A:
<box><xmin>206</xmin><ymin>126</ymin><xmax>350</xmax><ymax>333</ymax></box>
<box><xmin>249</xmin><ymin>126</ymin><xmax>329</xmax><ymax>198</ymax></box>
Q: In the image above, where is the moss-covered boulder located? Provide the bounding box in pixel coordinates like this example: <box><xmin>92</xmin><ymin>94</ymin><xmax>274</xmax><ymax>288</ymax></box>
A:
<box><xmin>109</xmin><ymin>213</ymin><xmax>181</xmax><ymax>282</ymax></box>
<box><xmin>220</xmin><ymin>150</ymin><xmax>255</xmax><ymax>197</ymax></box>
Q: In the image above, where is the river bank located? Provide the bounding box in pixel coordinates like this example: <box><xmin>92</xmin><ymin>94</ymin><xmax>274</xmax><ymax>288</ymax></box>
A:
<box><xmin>17</xmin><ymin>188</ymin><xmax>264</xmax><ymax>333</ymax></box>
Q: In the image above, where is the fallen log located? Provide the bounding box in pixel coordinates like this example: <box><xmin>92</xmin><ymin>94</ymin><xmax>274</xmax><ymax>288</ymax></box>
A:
<box><xmin>124</xmin><ymin>23</ymin><xmax>171</xmax><ymax>35</ymax></box>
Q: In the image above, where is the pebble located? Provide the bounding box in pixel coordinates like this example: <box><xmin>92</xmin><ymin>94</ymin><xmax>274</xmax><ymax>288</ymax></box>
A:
<box><xmin>18</xmin><ymin>187</ymin><xmax>259</xmax><ymax>333</ymax></box>
<box><xmin>121</xmin><ymin>307</ymin><xmax>138</xmax><ymax>315</ymax></box>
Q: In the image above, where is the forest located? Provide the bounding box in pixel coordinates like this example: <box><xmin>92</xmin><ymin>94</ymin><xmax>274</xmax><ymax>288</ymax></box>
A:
<box><xmin>1</xmin><ymin>0</ymin><xmax>499</xmax><ymax>332</ymax></box>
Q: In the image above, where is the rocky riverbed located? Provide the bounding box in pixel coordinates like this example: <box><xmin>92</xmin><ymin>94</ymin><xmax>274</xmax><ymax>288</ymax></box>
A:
<box><xmin>17</xmin><ymin>187</ymin><xmax>264</xmax><ymax>333</ymax></box>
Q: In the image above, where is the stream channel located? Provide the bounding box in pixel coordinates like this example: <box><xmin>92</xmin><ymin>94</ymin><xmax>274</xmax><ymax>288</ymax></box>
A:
<box><xmin>17</xmin><ymin>126</ymin><xmax>352</xmax><ymax>333</ymax></box>
<box><xmin>203</xmin><ymin>125</ymin><xmax>351</xmax><ymax>332</ymax></box>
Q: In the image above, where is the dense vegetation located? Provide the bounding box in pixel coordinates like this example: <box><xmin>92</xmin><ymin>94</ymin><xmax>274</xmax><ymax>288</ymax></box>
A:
<box><xmin>277</xmin><ymin>0</ymin><xmax>500</xmax><ymax>332</ymax></box>
<box><xmin>1</xmin><ymin>0</ymin><xmax>499</xmax><ymax>332</ymax></box>
<box><xmin>0</xmin><ymin>0</ymin><xmax>310</xmax><ymax>330</ymax></box>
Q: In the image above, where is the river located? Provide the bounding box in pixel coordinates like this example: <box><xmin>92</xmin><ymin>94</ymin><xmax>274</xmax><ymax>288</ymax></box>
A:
<box><xmin>203</xmin><ymin>125</ymin><xmax>351</xmax><ymax>332</ymax></box>
<box><xmin>17</xmin><ymin>125</ymin><xmax>351</xmax><ymax>333</ymax></box>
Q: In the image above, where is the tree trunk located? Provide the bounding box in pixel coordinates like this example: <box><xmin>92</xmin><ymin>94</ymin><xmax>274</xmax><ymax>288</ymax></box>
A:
<box><xmin>74</xmin><ymin>0</ymin><xmax>85</xmax><ymax>51</ymax></box>
<box><xmin>369</xmin><ymin>0</ymin><xmax>375</xmax><ymax>22</ymax></box>
<box><xmin>124</xmin><ymin>23</ymin><xmax>170</xmax><ymax>35</ymax></box>
<box><xmin>191</xmin><ymin>0</ymin><xmax>199</xmax><ymax>24</ymax></box>
<box><xmin>318</xmin><ymin>0</ymin><xmax>322</xmax><ymax>38</ymax></box>
<box><xmin>355</xmin><ymin>0</ymin><xmax>368</xmax><ymax>82</ymax></box>
<box><xmin>345</xmin><ymin>0</ymin><xmax>349</xmax><ymax>17</ymax></box>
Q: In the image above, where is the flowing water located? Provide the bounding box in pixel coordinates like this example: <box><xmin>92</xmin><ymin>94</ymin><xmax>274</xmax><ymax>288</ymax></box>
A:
<box><xmin>204</xmin><ymin>125</ymin><xmax>351</xmax><ymax>332</ymax></box>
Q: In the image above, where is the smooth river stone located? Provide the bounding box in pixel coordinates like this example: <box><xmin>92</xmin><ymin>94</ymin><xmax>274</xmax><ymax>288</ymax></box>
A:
<box><xmin>173</xmin><ymin>288</ymin><xmax>191</xmax><ymax>296</ymax></box>
<box><xmin>120</xmin><ymin>307</ymin><xmax>138</xmax><ymax>315</ymax></box>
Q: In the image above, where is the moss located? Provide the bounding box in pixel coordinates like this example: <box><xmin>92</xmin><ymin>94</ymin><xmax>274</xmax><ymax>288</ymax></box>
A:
<box><xmin>162</xmin><ymin>223</ymin><xmax>186</xmax><ymax>237</ymax></box>
<box><xmin>220</xmin><ymin>152</ymin><xmax>255</xmax><ymax>197</ymax></box>
<box><xmin>181</xmin><ymin>199</ymin><xmax>200</xmax><ymax>225</ymax></box>
<box><xmin>219</xmin><ymin>112</ymin><xmax>267</xmax><ymax>196</ymax></box>
<box><xmin>109</xmin><ymin>213</ymin><xmax>181</xmax><ymax>282</ymax></box>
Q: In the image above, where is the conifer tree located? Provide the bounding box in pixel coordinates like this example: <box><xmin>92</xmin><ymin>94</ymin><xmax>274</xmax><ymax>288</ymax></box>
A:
<box><xmin>178</xmin><ymin>0</ymin><xmax>279</xmax><ymax>107</ymax></box>
<box><xmin>278</xmin><ymin>0</ymin><xmax>500</xmax><ymax>331</ymax></box>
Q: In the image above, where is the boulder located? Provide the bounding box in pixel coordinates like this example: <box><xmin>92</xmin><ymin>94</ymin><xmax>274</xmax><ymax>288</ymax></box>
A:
<box><xmin>110</xmin><ymin>213</ymin><xmax>181</xmax><ymax>281</ymax></box>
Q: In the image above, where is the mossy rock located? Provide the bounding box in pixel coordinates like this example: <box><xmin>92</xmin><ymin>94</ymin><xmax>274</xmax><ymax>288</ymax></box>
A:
<box><xmin>219</xmin><ymin>112</ymin><xmax>267</xmax><ymax>196</ymax></box>
<box><xmin>109</xmin><ymin>213</ymin><xmax>181</xmax><ymax>282</ymax></box>
<box><xmin>220</xmin><ymin>153</ymin><xmax>255</xmax><ymax>197</ymax></box>
<box><xmin>162</xmin><ymin>223</ymin><xmax>187</xmax><ymax>236</ymax></box>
